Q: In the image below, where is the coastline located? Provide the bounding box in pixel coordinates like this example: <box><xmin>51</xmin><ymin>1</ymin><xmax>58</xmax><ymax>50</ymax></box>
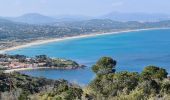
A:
<box><xmin>0</xmin><ymin>27</ymin><xmax>170</xmax><ymax>53</ymax></box>
<box><xmin>4</xmin><ymin>66</ymin><xmax>85</xmax><ymax>73</ymax></box>
<box><xmin>4</xmin><ymin>67</ymin><xmax>49</xmax><ymax>73</ymax></box>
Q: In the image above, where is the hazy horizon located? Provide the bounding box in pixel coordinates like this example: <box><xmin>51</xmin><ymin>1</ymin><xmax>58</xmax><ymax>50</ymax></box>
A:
<box><xmin>0</xmin><ymin>0</ymin><xmax>170</xmax><ymax>17</ymax></box>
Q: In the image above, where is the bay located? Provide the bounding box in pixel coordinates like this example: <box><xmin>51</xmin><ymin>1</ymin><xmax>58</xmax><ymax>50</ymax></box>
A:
<box><xmin>7</xmin><ymin>29</ymin><xmax>170</xmax><ymax>84</ymax></box>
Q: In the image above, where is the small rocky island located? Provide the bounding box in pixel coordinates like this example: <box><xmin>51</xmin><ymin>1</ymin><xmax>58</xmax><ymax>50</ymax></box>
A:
<box><xmin>0</xmin><ymin>54</ymin><xmax>85</xmax><ymax>71</ymax></box>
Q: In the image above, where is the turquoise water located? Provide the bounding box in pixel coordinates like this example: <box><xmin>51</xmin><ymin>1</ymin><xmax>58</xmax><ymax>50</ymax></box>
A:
<box><xmin>7</xmin><ymin>29</ymin><xmax>170</xmax><ymax>84</ymax></box>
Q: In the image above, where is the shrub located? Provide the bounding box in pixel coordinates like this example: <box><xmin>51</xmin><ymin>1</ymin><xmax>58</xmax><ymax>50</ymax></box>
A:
<box><xmin>141</xmin><ymin>65</ymin><xmax>168</xmax><ymax>80</ymax></box>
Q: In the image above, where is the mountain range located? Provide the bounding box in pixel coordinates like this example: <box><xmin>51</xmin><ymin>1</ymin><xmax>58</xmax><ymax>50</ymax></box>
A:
<box><xmin>1</xmin><ymin>12</ymin><xmax>170</xmax><ymax>24</ymax></box>
<box><xmin>3</xmin><ymin>13</ymin><xmax>92</xmax><ymax>24</ymax></box>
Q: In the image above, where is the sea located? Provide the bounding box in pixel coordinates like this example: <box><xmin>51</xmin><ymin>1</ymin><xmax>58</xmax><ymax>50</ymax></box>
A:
<box><xmin>7</xmin><ymin>29</ymin><xmax>170</xmax><ymax>85</ymax></box>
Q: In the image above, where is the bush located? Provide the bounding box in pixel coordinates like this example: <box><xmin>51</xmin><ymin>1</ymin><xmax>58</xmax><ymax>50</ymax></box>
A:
<box><xmin>161</xmin><ymin>79</ymin><xmax>170</xmax><ymax>94</ymax></box>
<box><xmin>141</xmin><ymin>65</ymin><xmax>168</xmax><ymax>80</ymax></box>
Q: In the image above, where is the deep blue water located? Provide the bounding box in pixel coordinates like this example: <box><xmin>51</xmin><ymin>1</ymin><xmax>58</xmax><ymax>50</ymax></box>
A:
<box><xmin>7</xmin><ymin>29</ymin><xmax>170</xmax><ymax>85</ymax></box>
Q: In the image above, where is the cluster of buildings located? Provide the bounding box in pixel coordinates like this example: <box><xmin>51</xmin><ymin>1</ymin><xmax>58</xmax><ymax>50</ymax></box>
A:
<box><xmin>0</xmin><ymin>57</ymin><xmax>30</xmax><ymax>69</ymax></box>
<box><xmin>0</xmin><ymin>56</ymin><xmax>46</xmax><ymax>70</ymax></box>
<box><xmin>0</xmin><ymin>54</ymin><xmax>83</xmax><ymax>70</ymax></box>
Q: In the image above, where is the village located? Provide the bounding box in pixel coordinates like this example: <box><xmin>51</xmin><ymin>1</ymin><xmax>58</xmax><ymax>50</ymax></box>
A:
<box><xmin>0</xmin><ymin>54</ymin><xmax>47</xmax><ymax>70</ymax></box>
<box><xmin>0</xmin><ymin>54</ymin><xmax>85</xmax><ymax>71</ymax></box>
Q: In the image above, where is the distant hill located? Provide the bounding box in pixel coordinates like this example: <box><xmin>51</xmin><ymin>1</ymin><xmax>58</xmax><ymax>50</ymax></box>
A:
<box><xmin>4</xmin><ymin>13</ymin><xmax>93</xmax><ymax>24</ymax></box>
<box><xmin>0</xmin><ymin>18</ymin><xmax>13</xmax><ymax>23</ymax></box>
<box><xmin>3</xmin><ymin>12</ymin><xmax>170</xmax><ymax>24</ymax></box>
<box><xmin>101</xmin><ymin>12</ymin><xmax>170</xmax><ymax>22</ymax></box>
<box><xmin>54</xmin><ymin>15</ymin><xmax>92</xmax><ymax>22</ymax></box>
<box><xmin>7</xmin><ymin>13</ymin><xmax>57</xmax><ymax>24</ymax></box>
<box><xmin>52</xmin><ymin>19</ymin><xmax>140</xmax><ymax>29</ymax></box>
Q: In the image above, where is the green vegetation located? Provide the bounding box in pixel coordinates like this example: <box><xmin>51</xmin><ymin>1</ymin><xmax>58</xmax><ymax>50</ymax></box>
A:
<box><xmin>0</xmin><ymin>72</ymin><xmax>83</xmax><ymax>100</ymax></box>
<box><xmin>30</xmin><ymin>84</ymin><xmax>83</xmax><ymax>100</ymax></box>
<box><xmin>141</xmin><ymin>65</ymin><xmax>168</xmax><ymax>79</ymax></box>
<box><xmin>92</xmin><ymin>56</ymin><xmax>116</xmax><ymax>74</ymax></box>
<box><xmin>35</xmin><ymin>55</ymin><xmax>84</xmax><ymax>69</ymax></box>
<box><xmin>88</xmin><ymin>57</ymin><xmax>170</xmax><ymax>100</ymax></box>
<box><xmin>51</xmin><ymin>58</ymin><xmax>83</xmax><ymax>69</ymax></box>
<box><xmin>0</xmin><ymin>56</ymin><xmax>169</xmax><ymax>100</ymax></box>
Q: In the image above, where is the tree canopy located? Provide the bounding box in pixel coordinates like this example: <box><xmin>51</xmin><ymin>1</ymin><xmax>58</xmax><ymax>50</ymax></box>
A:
<box><xmin>141</xmin><ymin>65</ymin><xmax>168</xmax><ymax>79</ymax></box>
<box><xmin>92</xmin><ymin>56</ymin><xmax>117</xmax><ymax>74</ymax></box>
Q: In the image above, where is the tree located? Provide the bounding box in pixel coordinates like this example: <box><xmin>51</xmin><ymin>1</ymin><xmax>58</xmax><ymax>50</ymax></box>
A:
<box><xmin>141</xmin><ymin>65</ymin><xmax>168</xmax><ymax>79</ymax></box>
<box><xmin>92</xmin><ymin>56</ymin><xmax>117</xmax><ymax>74</ymax></box>
<box><xmin>90</xmin><ymin>57</ymin><xmax>117</xmax><ymax>98</ymax></box>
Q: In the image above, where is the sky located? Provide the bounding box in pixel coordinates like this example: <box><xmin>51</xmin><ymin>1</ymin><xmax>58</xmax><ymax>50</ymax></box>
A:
<box><xmin>0</xmin><ymin>0</ymin><xmax>170</xmax><ymax>17</ymax></box>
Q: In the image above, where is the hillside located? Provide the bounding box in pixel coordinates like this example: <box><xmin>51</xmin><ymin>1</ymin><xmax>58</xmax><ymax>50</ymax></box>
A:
<box><xmin>7</xmin><ymin>13</ymin><xmax>57</xmax><ymax>24</ymax></box>
<box><xmin>4</xmin><ymin>13</ymin><xmax>92</xmax><ymax>24</ymax></box>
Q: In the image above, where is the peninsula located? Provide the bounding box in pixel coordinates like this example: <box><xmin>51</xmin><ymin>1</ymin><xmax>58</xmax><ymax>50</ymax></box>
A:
<box><xmin>0</xmin><ymin>54</ymin><xmax>85</xmax><ymax>72</ymax></box>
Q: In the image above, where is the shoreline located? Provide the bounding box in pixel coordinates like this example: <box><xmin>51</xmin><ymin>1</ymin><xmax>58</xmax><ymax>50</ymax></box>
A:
<box><xmin>0</xmin><ymin>27</ymin><xmax>170</xmax><ymax>53</ymax></box>
<box><xmin>4</xmin><ymin>67</ymin><xmax>49</xmax><ymax>73</ymax></box>
<box><xmin>4</xmin><ymin>66</ymin><xmax>170</xmax><ymax>76</ymax></box>
<box><xmin>4</xmin><ymin>66</ymin><xmax>85</xmax><ymax>73</ymax></box>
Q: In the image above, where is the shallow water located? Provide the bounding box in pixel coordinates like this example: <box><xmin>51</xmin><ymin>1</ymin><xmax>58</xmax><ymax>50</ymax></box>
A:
<box><xmin>8</xmin><ymin>29</ymin><xmax>170</xmax><ymax>84</ymax></box>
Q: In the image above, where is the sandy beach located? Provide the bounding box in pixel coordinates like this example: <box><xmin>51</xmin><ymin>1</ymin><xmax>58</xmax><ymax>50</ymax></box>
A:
<box><xmin>0</xmin><ymin>27</ymin><xmax>169</xmax><ymax>53</ymax></box>
<box><xmin>4</xmin><ymin>67</ymin><xmax>49</xmax><ymax>73</ymax></box>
